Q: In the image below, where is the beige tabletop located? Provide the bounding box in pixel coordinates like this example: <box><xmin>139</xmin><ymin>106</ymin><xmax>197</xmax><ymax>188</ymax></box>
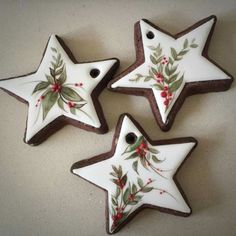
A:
<box><xmin>0</xmin><ymin>0</ymin><xmax>236</xmax><ymax>235</ymax></box>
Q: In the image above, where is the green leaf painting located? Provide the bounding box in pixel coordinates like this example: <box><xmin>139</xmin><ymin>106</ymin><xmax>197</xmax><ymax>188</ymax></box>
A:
<box><xmin>109</xmin><ymin>164</ymin><xmax>175</xmax><ymax>232</ymax></box>
<box><xmin>32</xmin><ymin>47</ymin><xmax>88</xmax><ymax>121</ymax></box>
<box><xmin>129</xmin><ymin>38</ymin><xmax>198</xmax><ymax>111</ymax></box>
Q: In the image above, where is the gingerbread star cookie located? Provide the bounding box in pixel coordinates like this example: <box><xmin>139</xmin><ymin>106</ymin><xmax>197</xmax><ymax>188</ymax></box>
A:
<box><xmin>71</xmin><ymin>114</ymin><xmax>197</xmax><ymax>233</ymax></box>
<box><xmin>0</xmin><ymin>35</ymin><xmax>119</xmax><ymax>145</ymax></box>
<box><xmin>108</xmin><ymin>15</ymin><xmax>233</xmax><ymax>131</ymax></box>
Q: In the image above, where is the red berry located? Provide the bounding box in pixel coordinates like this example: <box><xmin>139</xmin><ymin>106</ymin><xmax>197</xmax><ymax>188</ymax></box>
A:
<box><xmin>161</xmin><ymin>91</ymin><xmax>167</xmax><ymax>98</ymax></box>
<box><xmin>164</xmin><ymin>86</ymin><xmax>168</xmax><ymax>91</ymax></box>
<box><xmin>168</xmin><ymin>92</ymin><xmax>172</xmax><ymax>97</ymax></box>
<box><xmin>79</xmin><ymin>82</ymin><xmax>83</xmax><ymax>86</ymax></box>
<box><xmin>164</xmin><ymin>99</ymin><xmax>169</xmax><ymax>106</ymax></box>
<box><xmin>51</xmin><ymin>83</ymin><xmax>61</xmax><ymax>92</ymax></box>
<box><xmin>139</xmin><ymin>142</ymin><xmax>147</xmax><ymax>149</ymax></box>
<box><xmin>160</xmin><ymin>192</ymin><xmax>163</xmax><ymax>195</ymax></box>
<box><xmin>117</xmin><ymin>213</ymin><xmax>123</xmax><ymax>220</ymax></box>
<box><xmin>112</xmin><ymin>215</ymin><xmax>118</xmax><ymax>221</ymax></box>
<box><xmin>68</xmin><ymin>101</ymin><xmax>75</xmax><ymax>108</ymax></box>
<box><xmin>75</xmin><ymin>83</ymin><xmax>79</xmax><ymax>86</ymax></box>
<box><xmin>136</xmin><ymin>148</ymin><xmax>141</xmax><ymax>153</ymax></box>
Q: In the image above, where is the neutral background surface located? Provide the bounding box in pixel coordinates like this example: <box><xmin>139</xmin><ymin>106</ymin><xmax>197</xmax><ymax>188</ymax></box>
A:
<box><xmin>0</xmin><ymin>0</ymin><xmax>236</xmax><ymax>235</ymax></box>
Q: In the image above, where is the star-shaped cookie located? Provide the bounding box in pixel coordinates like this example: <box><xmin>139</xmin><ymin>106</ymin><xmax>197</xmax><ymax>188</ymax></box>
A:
<box><xmin>71</xmin><ymin>114</ymin><xmax>197</xmax><ymax>234</ymax></box>
<box><xmin>0</xmin><ymin>35</ymin><xmax>119</xmax><ymax>145</ymax></box>
<box><xmin>108</xmin><ymin>15</ymin><xmax>233</xmax><ymax>131</ymax></box>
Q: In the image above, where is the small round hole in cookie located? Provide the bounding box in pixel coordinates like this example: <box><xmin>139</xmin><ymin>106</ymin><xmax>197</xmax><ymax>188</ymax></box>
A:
<box><xmin>125</xmin><ymin>133</ymin><xmax>137</xmax><ymax>144</ymax></box>
<box><xmin>90</xmin><ymin>68</ymin><xmax>100</xmax><ymax>78</ymax></box>
<box><xmin>146</xmin><ymin>31</ymin><xmax>154</xmax><ymax>39</ymax></box>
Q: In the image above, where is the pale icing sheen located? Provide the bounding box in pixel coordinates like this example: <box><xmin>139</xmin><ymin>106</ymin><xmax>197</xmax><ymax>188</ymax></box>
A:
<box><xmin>0</xmin><ymin>35</ymin><xmax>117</xmax><ymax>142</ymax></box>
<box><xmin>73</xmin><ymin>115</ymin><xmax>196</xmax><ymax>233</ymax></box>
<box><xmin>111</xmin><ymin>19</ymin><xmax>230</xmax><ymax>123</ymax></box>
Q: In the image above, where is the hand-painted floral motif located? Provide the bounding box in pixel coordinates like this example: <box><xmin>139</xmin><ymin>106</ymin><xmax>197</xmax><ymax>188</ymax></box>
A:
<box><xmin>110</xmin><ymin>165</ymin><xmax>175</xmax><ymax>232</ymax></box>
<box><xmin>129</xmin><ymin>38</ymin><xmax>198</xmax><ymax>110</ymax></box>
<box><xmin>32</xmin><ymin>47</ymin><xmax>88</xmax><ymax>120</ymax></box>
<box><xmin>123</xmin><ymin>135</ymin><xmax>171</xmax><ymax>179</ymax></box>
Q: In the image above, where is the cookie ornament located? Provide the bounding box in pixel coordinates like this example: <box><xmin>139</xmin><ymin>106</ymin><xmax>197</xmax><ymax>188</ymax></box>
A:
<box><xmin>0</xmin><ymin>35</ymin><xmax>119</xmax><ymax>145</ymax></box>
<box><xmin>71</xmin><ymin>114</ymin><xmax>197</xmax><ymax>234</ymax></box>
<box><xmin>108</xmin><ymin>15</ymin><xmax>233</xmax><ymax>131</ymax></box>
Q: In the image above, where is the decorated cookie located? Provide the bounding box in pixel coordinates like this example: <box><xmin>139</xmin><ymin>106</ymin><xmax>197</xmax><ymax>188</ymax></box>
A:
<box><xmin>0</xmin><ymin>35</ymin><xmax>119</xmax><ymax>145</ymax></box>
<box><xmin>71</xmin><ymin>113</ymin><xmax>197</xmax><ymax>234</ymax></box>
<box><xmin>108</xmin><ymin>15</ymin><xmax>233</xmax><ymax>131</ymax></box>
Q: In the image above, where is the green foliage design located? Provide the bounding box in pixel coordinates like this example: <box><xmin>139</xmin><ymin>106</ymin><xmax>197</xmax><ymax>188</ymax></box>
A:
<box><xmin>129</xmin><ymin>38</ymin><xmax>198</xmax><ymax>111</ymax></box>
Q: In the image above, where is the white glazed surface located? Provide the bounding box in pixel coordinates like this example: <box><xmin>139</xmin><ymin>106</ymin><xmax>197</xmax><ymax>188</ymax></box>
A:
<box><xmin>73</xmin><ymin>116</ymin><xmax>196</xmax><ymax>233</ymax></box>
<box><xmin>0</xmin><ymin>35</ymin><xmax>117</xmax><ymax>142</ymax></box>
<box><xmin>111</xmin><ymin>18</ymin><xmax>231</xmax><ymax>123</ymax></box>
<box><xmin>0</xmin><ymin>1</ymin><xmax>236</xmax><ymax>236</ymax></box>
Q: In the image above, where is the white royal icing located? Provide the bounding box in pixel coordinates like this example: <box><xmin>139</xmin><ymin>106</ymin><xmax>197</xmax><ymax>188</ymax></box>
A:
<box><xmin>73</xmin><ymin>115</ymin><xmax>196</xmax><ymax>233</ymax></box>
<box><xmin>0</xmin><ymin>35</ymin><xmax>117</xmax><ymax>142</ymax></box>
<box><xmin>111</xmin><ymin>18</ymin><xmax>230</xmax><ymax>123</ymax></box>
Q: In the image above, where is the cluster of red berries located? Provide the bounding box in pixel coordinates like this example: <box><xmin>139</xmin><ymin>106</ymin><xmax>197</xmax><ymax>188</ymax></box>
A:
<box><xmin>147</xmin><ymin>178</ymin><xmax>153</xmax><ymax>184</ymax></box>
<box><xmin>112</xmin><ymin>207</ymin><xmax>124</xmax><ymax>222</ymax></box>
<box><xmin>117</xmin><ymin>178</ymin><xmax>125</xmax><ymax>189</ymax></box>
<box><xmin>35</xmin><ymin>95</ymin><xmax>45</xmax><ymax>107</ymax></box>
<box><xmin>160</xmin><ymin>86</ymin><xmax>173</xmax><ymax>107</ymax></box>
<box><xmin>67</xmin><ymin>101</ymin><xmax>75</xmax><ymax>108</ymax></box>
<box><xmin>51</xmin><ymin>83</ymin><xmax>61</xmax><ymax>93</ymax></box>
<box><xmin>155</xmin><ymin>72</ymin><xmax>164</xmax><ymax>83</ymax></box>
<box><xmin>75</xmin><ymin>82</ymin><xmax>83</xmax><ymax>87</ymax></box>
<box><xmin>135</xmin><ymin>141</ymin><xmax>148</xmax><ymax>157</ymax></box>
<box><xmin>161</xmin><ymin>56</ymin><xmax>168</xmax><ymax>65</ymax></box>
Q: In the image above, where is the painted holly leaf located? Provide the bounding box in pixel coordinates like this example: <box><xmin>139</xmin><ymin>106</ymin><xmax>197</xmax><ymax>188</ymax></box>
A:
<box><xmin>170</xmin><ymin>47</ymin><xmax>177</xmax><ymax>59</ymax></box>
<box><xmin>124</xmin><ymin>136</ymin><xmax>144</xmax><ymax>154</ymax></box>
<box><xmin>32</xmin><ymin>81</ymin><xmax>50</xmax><ymax>94</ymax></box>
<box><xmin>190</xmin><ymin>44</ymin><xmax>198</xmax><ymax>48</ymax></box>
<box><xmin>132</xmin><ymin>160</ymin><xmax>138</xmax><ymax>174</ymax></box>
<box><xmin>149</xmin><ymin>148</ymin><xmax>159</xmax><ymax>154</ymax></box>
<box><xmin>129</xmin><ymin>38</ymin><xmax>198</xmax><ymax>112</ymax></box>
<box><xmin>131</xmin><ymin>184</ymin><xmax>137</xmax><ymax>194</ymax></box>
<box><xmin>142</xmin><ymin>187</ymin><xmax>153</xmax><ymax>193</ymax></box>
<box><xmin>183</xmin><ymin>38</ymin><xmax>188</xmax><ymax>49</ymax></box>
<box><xmin>51</xmin><ymin>47</ymin><xmax>57</xmax><ymax>53</ymax></box>
<box><xmin>152</xmin><ymin>83</ymin><xmax>164</xmax><ymax>90</ymax></box>
<box><xmin>169</xmin><ymin>72</ymin><xmax>180</xmax><ymax>84</ymax></box>
<box><xmin>57</xmin><ymin>97</ymin><xmax>65</xmax><ymax>111</ymax></box>
<box><xmin>137</xmin><ymin>178</ymin><xmax>144</xmax><ymax>188</ymax></box>
<box><xmin>150</xmin><ymin>55</ymin><xmax>158</xmax><ymax>64</ymax></box>
<box><xmin>58</xmin><ymin>66</ymin><xmax>67</xmax><ymax>85</ymax></box>
<box><xmin>60</xmin><ymin>87</ymin><xmax>84</xmax><ymax>102</ymax></box>
<box><xmin>125</xmin><ymin>152</ymin><xmax>139</xmax><ymax>160</ymax></box>
<box><xmin>75</xmin><ymin>103</ymin><xmax>87</xmax><ymax>109</ymax></box>
<box><xmin>42</xmin><ymin>91</ymin><xmax>58</xmax><ymax>120</ymax></box>
<box><xmin>169</xmin><ymin>75</ymin><xmax>184</xmax><ymax>93</ymax></box>
<box><xmin>123</xmin><ymin>188</ymin><xmax>131</xmax><ymax>203</ymax></box>
<box><xmin>46</xmin><ymin>75</ymin><xmax>54</xmax><ymax>84</ymax></box>
<box><xmin>151</xmin><ymin>67</ymin><xmax>158</xmax><ymax>75</ymax></box>
<box><xmin>152</xmin><ymin>155</ymin><xmax>163</xmax><ymax>163</ymax></box>
<box><xmin>70</xmin><ymin>107</ymin><xmax>76</xmax><ymax>115</ymax></box>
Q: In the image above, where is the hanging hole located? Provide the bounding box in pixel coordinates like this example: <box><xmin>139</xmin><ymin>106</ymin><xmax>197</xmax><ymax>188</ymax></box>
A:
<box><xmin>146</xmin><ymin>31</ymin><xmax>154</xmax><ymax>39</ymax></box>
<box><xmin>125</xmin><ymin>133</ymin><xmax>137</xmax><ymax>144</ymax></box>
<box><xmin>90</xmin><ymin>68</ymin><xmax>100</xmax><ymax>78</ymax></box>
